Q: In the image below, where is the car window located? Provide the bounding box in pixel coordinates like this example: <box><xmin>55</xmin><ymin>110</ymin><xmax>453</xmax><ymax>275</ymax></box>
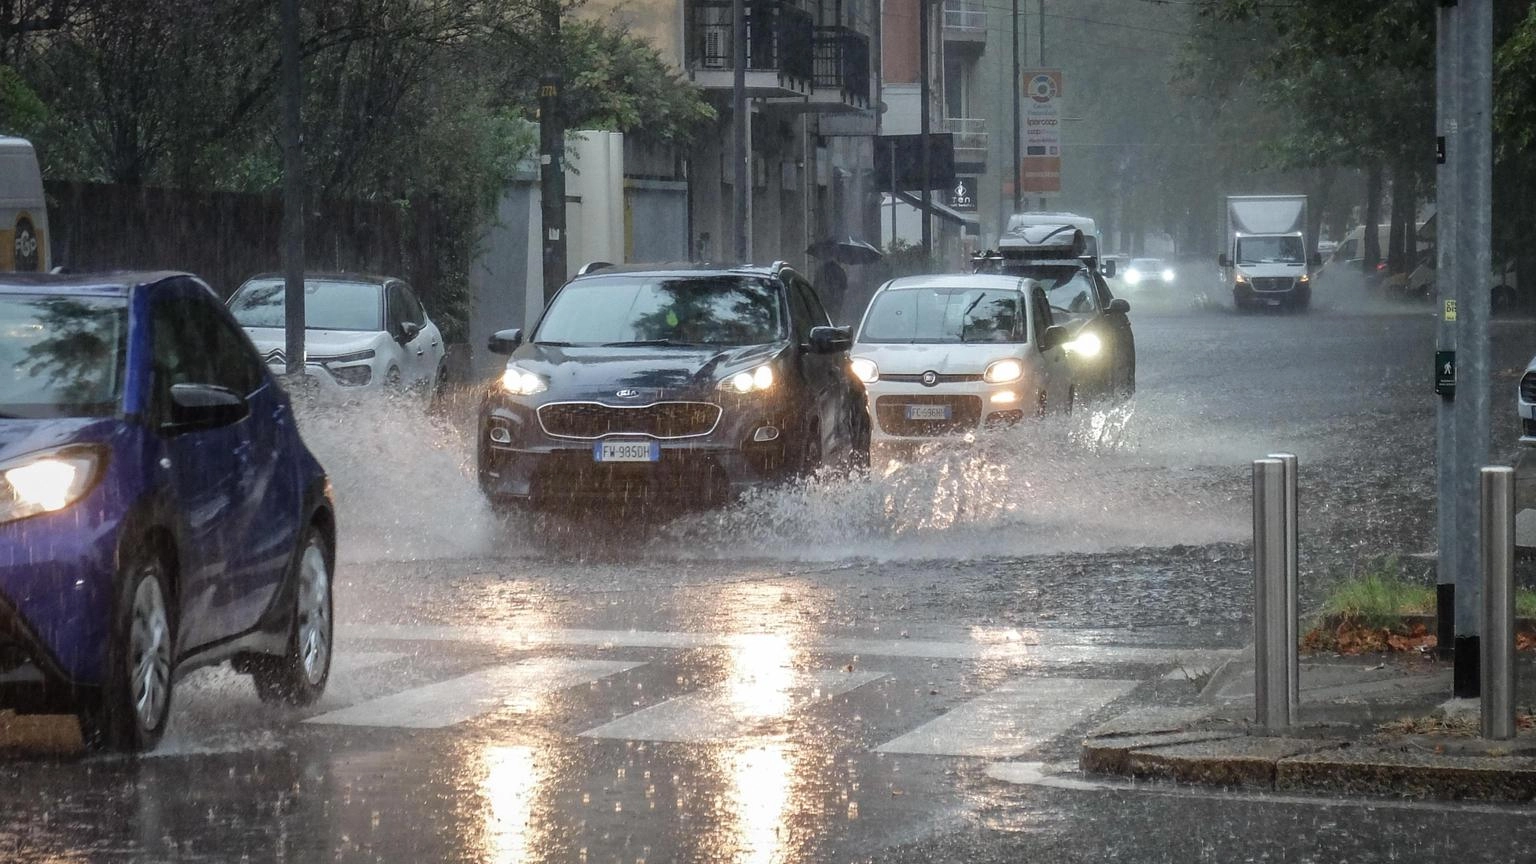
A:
<box><xmin>535</xmin><ymin>275</ymin><xmax>785</xmax><ymax>346</ymax></box>
<box><xmin>794</xmin><ymin>278</ymin><xmax>831</xmax><ymax>329</ymax></box>
<box><xmin>0</xmin><ymin>293</ymin><xmax>126</xmax><ymax>418</ymax></box>
<box><xmin>202</xmin><ymin>301</ymin><xmax>266</xmax><ymax>396</ymax></box>
<box><xmin>154</xmin><ymin>291</ymin><xmax>264</xmax><ymax>404</ymax></box>
<box><xmin>1042</xmin><ymin>270</ymin><xmax>1100</xmax><ymax>314</ymax></box>
<box><xmin>387</xmin><ymin>282</ymin><xmax>425</xmax><ymax>330</ymax></box>
<box><xmin>229</xmin><ymin>278</ymin><xmax>384</xmax><ymax>331</ymax></box>
<box><xmin>859</xmin><ymin>287</ymin><xmax>1025</xmax><ymax>344</ymax></box>
<box><xmin>398</xmin><ymin>284</ymin><xmax>427</xmax><ymax>327</ymax></box>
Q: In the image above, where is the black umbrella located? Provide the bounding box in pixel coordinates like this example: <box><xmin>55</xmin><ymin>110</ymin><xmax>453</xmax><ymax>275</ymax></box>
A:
<box><xmin>806</xmin><ymin>236</ymin><xmax>884</xmax><ymax>266</ymax></box>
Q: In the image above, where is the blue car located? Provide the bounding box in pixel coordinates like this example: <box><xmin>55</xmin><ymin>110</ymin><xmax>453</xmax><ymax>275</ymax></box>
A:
<box><xmin>0</xmin><ymin>272</ymin><xmax>335</xmax><ymax>752</ymax></box>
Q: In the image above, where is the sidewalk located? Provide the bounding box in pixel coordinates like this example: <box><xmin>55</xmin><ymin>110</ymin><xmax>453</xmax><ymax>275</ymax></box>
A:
<box><xmin>1079</xmin><ymin>652</ymin><xmax>1536</xmax><ymax>801</ymax></box>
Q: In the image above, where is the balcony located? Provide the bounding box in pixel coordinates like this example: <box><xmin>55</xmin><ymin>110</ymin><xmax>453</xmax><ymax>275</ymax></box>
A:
<box><xmin>688</xmin><ymin>0</ymin><xmax>815</xmax><ymax>98</ymax></box>
<box><xmin>944</xmin><ymin>117</ymin><xmax>989</xmax><ymax>170</ymax></box>
<box><xmin>942</xmin><ymin>0</ymin><xmax>987</xmax><ymax>46</ymax></box>
<box><xmin>808</xmin><ymin>26</ymin><xmax>871</xmax><ymax>111</ymax></box>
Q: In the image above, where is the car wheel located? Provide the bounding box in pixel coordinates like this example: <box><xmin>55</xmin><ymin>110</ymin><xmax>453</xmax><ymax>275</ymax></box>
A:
<box><xmin>79</xmin><ymin>546</ymin><xmax>176</xmax><ymax>752</ymax></box>
<box><xmin>844</xmin><ymin>409</ymin><xmax>871</xmax><ymax>474</ymax></box>
<box><xmin>795</xmin><ymin>419</ymin><xmax>823</xmax><ymax>477</ymax></box>
<box><xmin>427</xmin><ymin>363</ymin><xmax>449</xmax><ymax>412</ymax></box>
<box><xmin>251</xmin><ymin>525</ymin><xmax>333</xmax><ymax>707</ymax></box>
<box><xmin>384</xmin><ymin>366</ymin><xmax>402</xmax><ymax>392</ymax></box>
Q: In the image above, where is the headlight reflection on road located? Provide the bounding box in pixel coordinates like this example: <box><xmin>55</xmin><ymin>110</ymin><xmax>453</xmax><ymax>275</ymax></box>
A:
<box><xmin>480</xmin><ymin>744</ymin><xmax>544</xmax><ymax>864</ymax></box>
<box><xmin>727</xmin><ymin>632</ymin><xmax>795</xmax><ymax>721</ymax></box>
<box><xmin>726</xmin><ymin>742</ymin><xmax>794</xmax><ymax>864</ymax></box>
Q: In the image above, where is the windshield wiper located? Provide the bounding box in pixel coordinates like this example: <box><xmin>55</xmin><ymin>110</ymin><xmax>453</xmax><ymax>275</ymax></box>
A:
<box><xmin>601</xmin><ymin>338</ymin><xmax>702</xmax><ymax>347</ymax></box>
<box><xmin>533</xmin><ymin>340</ymin><xmax>575</xmax><ymax>347</ymax></box>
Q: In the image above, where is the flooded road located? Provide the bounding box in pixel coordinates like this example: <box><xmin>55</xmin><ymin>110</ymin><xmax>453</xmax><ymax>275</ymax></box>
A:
<box><xmin>3</xmin><ymin>304</ymin><xmax>1534</xmax><ymax>862</ymax></box>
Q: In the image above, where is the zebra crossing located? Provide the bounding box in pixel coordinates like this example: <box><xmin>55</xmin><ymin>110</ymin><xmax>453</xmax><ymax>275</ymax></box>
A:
<box><xmin>300</xmin><ymin>624</ymin><xmax>1237</xmax><ymax>759</ymax></box>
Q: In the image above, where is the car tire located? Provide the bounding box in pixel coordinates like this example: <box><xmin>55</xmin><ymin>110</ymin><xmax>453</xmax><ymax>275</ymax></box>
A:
<box><xmin>795</xmin><ymin>419</ymin><xmax>823</xmax><ymax>477</ymax></box>
<box><xmin>250</xmin><ymin>525</ymin><xmax>333</xmax><ymax>707</ymax></box>
<box><xmin>428</xmin><ymin>363</ymin><xmax>449</xmax><ymax>412</ymax></box>
<box><xmin>79</xmin><ymin>544</ymin><xmax>176</xmax><ymax>752</ymax></box>
<box><xmin>384</xmin><ymin>366</ymin><xmax>402</xmax><ymax>392</ymax></box>
<box><xmin>844</xmin><ymin>409</ymin><xmax>871</xmax><ymax>474</ymax></box>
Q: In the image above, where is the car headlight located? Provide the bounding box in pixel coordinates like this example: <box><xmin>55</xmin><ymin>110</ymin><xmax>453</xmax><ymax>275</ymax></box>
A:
<box><xmin>984</xmin><ymin>358</ymin><xmax>1024</xmax><ymax>384</ymax></box>
<box><xmin>1067</xmin><ymin>331</ymin><xmax>1102</xmax><ymax>358</ymax></box>
<box><xmin>1235</xmin><ymin>273</ymin><xmax>1250</xmax><ymax>285</ymax></box>
<box><xmin>849</xmin><ymin>357</ymin><xmax>879</xmax><ymax>384</ymax></box>
<box><xmin>1298</xmin><ymin>273</ymin><xmax>1311</xmax><ymax>283</ymax></box>
<box><xmin>1124</xmin><ymin>269</ymin><xmax>1143</xmax><ymax>285</ymax></box>
<box><xmin>0</xmin><ymin>447</ymin><xmax>105</xmax><ymax>524</ymax></box>
<box><xmin>328</xmin><ymin>363</ymin><xmax>373</xmax><ymax>387</ymax></box>
<box><xmin>500</xmin><ymin>364</ymin><xmax>548</xmax><ymax>396</ymax></box>
<box><xmin>1162</xmin><ymin>269</ymin><xmax>1176</xmax><ymax>282</ymax></box>
<box><xmin>721</xmin><ymin>365</ymin><xmax>775</xmax><ymax>394</ymax></box>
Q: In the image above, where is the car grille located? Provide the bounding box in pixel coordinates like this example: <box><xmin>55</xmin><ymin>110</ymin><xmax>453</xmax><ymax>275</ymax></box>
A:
<box><xmin>875</xmin><ymin>395</ymin><xmax>983</xmax><ymax>437</ymax></box>
<box><xmin>537</xmin><ymin>401</ymin><xmax>722</xmax><ymax>440</ymax></box>
<box><xmin>1521</xmin><ymin>372</ymin><xmax>1536</xmax><ymax>404</ymax></box>
<box><xmin>881</xmin><ymin>372</ymin><xmax>985</xmax><ymax>384</ymax></box>
<box><xmin>1252</xmin><ymin>277</ymin><xmax>1295</xmax><ymax>293</ymax></box>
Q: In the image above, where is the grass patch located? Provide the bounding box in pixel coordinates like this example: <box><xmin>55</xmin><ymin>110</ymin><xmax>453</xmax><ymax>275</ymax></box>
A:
<box><xmin>1318</xmin><ymin>557</ymin><xmax>1435</xmax><ymax>630</ymax></box>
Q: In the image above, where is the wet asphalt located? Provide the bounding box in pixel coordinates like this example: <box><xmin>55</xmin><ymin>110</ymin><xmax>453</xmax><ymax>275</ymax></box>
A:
<box><xmin>3</xmin><ymin>291</ymin><xmax>1536</xmax><ymax>862</ymax></box>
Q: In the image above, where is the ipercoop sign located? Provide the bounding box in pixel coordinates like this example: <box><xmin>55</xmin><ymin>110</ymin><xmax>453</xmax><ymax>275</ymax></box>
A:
<box><xmin>1022</xmin><ymin>68</ymin><xmax>1063</xmax><ymax>194</ymax></box>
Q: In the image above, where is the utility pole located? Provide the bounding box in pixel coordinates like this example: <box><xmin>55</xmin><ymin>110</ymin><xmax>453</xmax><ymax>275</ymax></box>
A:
<box><xmin>539</xmin><ymin>0</ymin><xmax>567</xmax><ymax>304</ymax></box>
<box><xmin>732</xmin><ymin>0</ymin><xmax>750</xmax><ymax>261</ymax></box>
<box><xmin>1012</xmin><ymin>0</ymin><xmax>1022</xmax><ymax>213</ymax></box>
<box><xmin>1036</xmin><ymin>0</ymin><xmax>1045</xmax><ymax>210</ymax></box>
<box><xmin>279</xmin><ymin>0</ymin><xmax>304</xmax><ymax>377</ymax></box>
<box><xmin>1433</xmin><ymin>0</ymin><xmax>1460</xmax><ymax>665</ymax></box>
<box><xmin>919</xmin><ymin>0</ymin><xmax>932</xmax><ymax>257</ymax></box>
<box><xmin>1448</xmin><ymin>0</ymin><xmax>1494</xmax><ymax>697</ymax></box>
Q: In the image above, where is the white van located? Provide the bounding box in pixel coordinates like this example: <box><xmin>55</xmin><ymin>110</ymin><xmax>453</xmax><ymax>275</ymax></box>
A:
<box><xmin>0</xmin><ymin>137</ymin><xmax>48</xmax><ymax>272</ymax></box>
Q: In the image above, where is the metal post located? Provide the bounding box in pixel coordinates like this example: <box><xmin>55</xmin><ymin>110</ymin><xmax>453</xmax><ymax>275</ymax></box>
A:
<box><xmin>918</xmin><ymin>0</ymin><xmax>932</xmax><ymax>258</ymax></box>
<box><xmin>278</xmin><ymin>0</ymin><xmax>305</xmax><ymax>378</ymax></box>
<box><xmin>1451</xmin><ymin>0</ymin><xmax>1494</xmax><ymax>698</ymax></box>
<box><xmin>1434</xmin><ymin>0</ymin><xmax>1459</xmax><ymax>664</ymax></box>
<box><xmin>1011</xmin><ymin>0</ymin><xmax>1022</xmax><ymax>213</ymax></box>
<box><xmin>888</xmin><ymin>138</ymin><xmax>898</xmax><ymax>249</ymax></box>
<box><xmin>1269</xmin><ymin>452</ymin><xmax>1300</xmax><ymax>717</ymax></box>
<box><xmin>1253</xmin><ymin>458</ymin><xmax>1291</xmax><ymax>731</ymax></box>
<box><xmin>539</xmin><ymin>73</ymin><xmax>567</xmax><ymax>303</ymax></box>
<box><xmin>1480</xmin><ymin>466</ymin><xmax>1516</xmax><ymax>740</ymax></box>
<box><xmin>732</xmin><ymin>0</ymin><xmax>750</xmax><ymax>261</ymax></box>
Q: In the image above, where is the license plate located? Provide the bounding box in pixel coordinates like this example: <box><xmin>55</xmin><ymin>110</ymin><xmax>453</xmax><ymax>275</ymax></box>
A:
<box><xmin>906</xmin><ymin>404</ymin><xmax>952</xmax><ymax>421</ymax></box>
<box><xmin>1266</xmin><ymin>298</ymin><xmax>1282</xmax><ymax>307</ymax></box>
<box><xmin>594</xmin><ymin>440</ymin><xmax>660</xmax><ymax>462</ymax></box>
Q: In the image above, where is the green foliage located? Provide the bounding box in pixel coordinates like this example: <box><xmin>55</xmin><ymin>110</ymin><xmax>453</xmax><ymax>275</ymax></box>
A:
<box><xmin>0</xmin><ymin>66</ymin><xmax>46</xmax><ymax>137</ymax></box>
<box><xmin>557</xmin><ymin>21</ymin><xmax>715</xmax><ymax>146</ymax></box>
<box><xmin>1320</xmin><ymin>557</ymin><xmax>1435</xmax><ymax>630</ymax></box>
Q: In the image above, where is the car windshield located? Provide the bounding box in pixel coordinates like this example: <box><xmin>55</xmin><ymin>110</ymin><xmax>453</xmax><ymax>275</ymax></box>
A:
<box><xmin>1130</xmin><ymin>259</ymin><xmax>1163</xmax><ymax>270</ymax></box>
<box><xmin>228</xmin><ymin>279</ymin><xmax>383</xmax><ymax>331</ymax></box>
<box><xmin>534</xmin><ymin>275</ymin><xmax>784</xmax><ymax>346</ymax></box>
<box><xmin>0</xmin><ymin>293</ymin><xmax>126</xmax><ymax>418</ymax></box>
<box><xmin>860</xmin><ymin>287</ymin><xmax>1025</xmax><ymax>343</ymax></box>
<box><xmin>1237</xmin><ymin>236</ymin><xmax>1305</xmax><ymax>264</ymax></box>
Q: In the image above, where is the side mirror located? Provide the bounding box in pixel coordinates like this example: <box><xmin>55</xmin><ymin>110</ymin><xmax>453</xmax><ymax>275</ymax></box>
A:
<box><xmin>167</xmin><ymin>383</ymin><xmax>248</xmax><ymax>432</ymax></box>
<box><xmin>1101</xmin><ymin>259</ymin><xmax>1117</xmax><ymax>278</ymax></box>
<box><xmin>396</xmin><ymin>321</ymin><xmax>421</xmax><ymax>344</ymax></box>
<box><xmin>487</xmin><ymin>328</ymin><xmax>523</xmax><ymax>355</ymax></box>
<box><xmin>1218</xmin><ymin>254</ymin><xmax>1233</xmax><ymax>269</ymax></box>
<box><xmin>1107</xmin><ymin>297</ymin><xmax>1131</xmax><ymax>315</ymax></box>
<box><xmin>808</xmin><ymin>325</ymin><xmax>853</xmax><ymax>354</ymax></box>
<box><xmin>1039</xmin><ymin>325</ymin><xmax>1070</xmax><ymax>352</ymax></box>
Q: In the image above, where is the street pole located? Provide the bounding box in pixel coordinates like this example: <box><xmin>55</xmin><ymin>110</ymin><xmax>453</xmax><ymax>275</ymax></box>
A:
<box><xmin>732</xmin><ymin>0</ymin><xmax>750</xmax><ymax>261</ymax></box>
<box><xmin>1451</xmin><ymin>0</ymin><xmax>1493</xmax><ymax>698</ymax></box>
<box><xmin>1036</xmin><ymin>0</ymin><xmax>1045</xmax><ymax>210</ymax></box>
<box><xmin>1434</xmin><ymin>0</ymin><xmax>1459</xmax><ymax>664</ymax></box>
<box><xmin>538</xmin><ymin>0</ymin><xmax>567</xmax><ymax>304</ymax></box>
<box><xmin>1012</xmin><ymin>0</ymin><xmax>1021</xmax><ymax>213</ymax></box>
<box><xmin>279</xmin><ymin>0</ymin><xmax>304</xmax><ymax>378</ymax></box>
<box><xmin>918</xmin><ymin>0</ymin><xmax>932</xmax><ymax>258</ymax></box>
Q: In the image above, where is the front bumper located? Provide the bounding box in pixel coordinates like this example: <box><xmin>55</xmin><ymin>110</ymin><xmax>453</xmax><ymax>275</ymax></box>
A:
<box><xmin>1235</xmin><ymin>278</ymin><xmax>1310</xmax><ymax>306</ymax></box>
<box><xmin>1520</xmin><ymin>403</ymin><xmax>1535</xmax><ymax>447</ymax></box>
<box><xmin>864</xmin><ymin>379</ymin><xmax>1029</xmax><ymax>443</ymax></box>
<box><xmin>265</xmin><ymin>360</ymin><xmax>381</xmax><ymax>393</ymax></box>
<box><xmin>478</xmin><ymin>396</ymin><xmax>796</xmax><ymax>508</ymax></box>
<box><xmin>0</xmin><ymin>504</ymin><xmax>123</xmax><ymax>709</ymax></box>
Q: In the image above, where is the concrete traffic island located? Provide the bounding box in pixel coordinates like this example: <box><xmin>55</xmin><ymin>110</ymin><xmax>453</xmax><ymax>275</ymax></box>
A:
<box><xmin>1079</xmin><ymin>655</ymin><xmax>1536</xmax><ymax>802</ymax></box>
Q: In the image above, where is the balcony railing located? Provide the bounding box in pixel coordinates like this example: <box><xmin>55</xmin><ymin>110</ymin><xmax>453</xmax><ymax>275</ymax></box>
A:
<box><xmin>944</xmin><ymin>117</ymin><xmax>989</xmax><ymax>165</ymax></box>
<box><xmin>942</xmin><ymin>0</ymin><xmax>987</xmax><ymax>32</ymax></box>
<box><xmin>691</xmin><ymin>0</ymin><xmax>815</xmax><ymax>84</ymax></box>
<box><xmin>813</xmin><ymin>26</ymin><xmax>870</xmax><ymax>106</ymax></box>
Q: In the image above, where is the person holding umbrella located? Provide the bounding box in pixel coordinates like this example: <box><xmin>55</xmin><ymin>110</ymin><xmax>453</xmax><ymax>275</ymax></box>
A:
<box><xmin>807</xmin><ymin>237</ymin><xmax>883</xmax><ymax>324</ymax></box>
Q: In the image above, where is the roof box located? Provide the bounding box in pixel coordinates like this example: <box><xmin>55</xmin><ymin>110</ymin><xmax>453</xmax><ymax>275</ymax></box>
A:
<box><xmin>997</xmin><ymin>224</ymin><xmax>1087</xmax><ymax>259</ymax></box>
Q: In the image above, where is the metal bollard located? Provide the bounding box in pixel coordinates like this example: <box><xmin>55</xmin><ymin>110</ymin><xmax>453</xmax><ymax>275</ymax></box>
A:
<box><xmin>1253</xmin><ymin>458</ymin><xmax>1291</xmax><ymax>731</ymax></box>
<box><xmin>1481</xmin><ymin>466</ymin><xmax>1516</xmax><ymax>740</ymax></box>
<box><xmin>1269</xmin><ymin>452</ymin><xmax>1300</xmax><ymax>718</ymax></box>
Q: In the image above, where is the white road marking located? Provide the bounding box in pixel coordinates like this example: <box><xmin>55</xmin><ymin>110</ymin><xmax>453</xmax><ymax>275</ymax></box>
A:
<box><xmin>342</xmin><ymin>623</ymin><xmax>1235</xmax><ymax>668</ymax></box>
<box><xmin>987</xmin><ymin>761</ymin><xmax>1536</xmax><ymax>817</ymax></box>
<box><xmin>877</xmin><ymin>677</ymin><xmax>1137</xmax><ymax>758</ymax></box>
<box><xmin>579</xmin><ymin>669</ymin><xmax>887</xmax><ymax>743</ymax></box>
<box><xmin>305</xmin><ymin>658</ymin><xmax>641</xmax><ymax>729</ymax></box>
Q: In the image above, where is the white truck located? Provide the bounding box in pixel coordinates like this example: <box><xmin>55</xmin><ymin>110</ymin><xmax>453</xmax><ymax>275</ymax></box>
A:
<box><xmin>1219</xmin><ymin>195</ymin><xmax>1316</xmax><ymax>311</ymax></box>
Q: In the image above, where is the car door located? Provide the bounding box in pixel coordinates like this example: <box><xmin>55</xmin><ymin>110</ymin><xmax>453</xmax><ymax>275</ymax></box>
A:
<box><xmin>149</xmin><ymin>285</ymin><xmax>256</xmax><ymax>652</ymax></box>
<box><xmin>386</xmin><ymin>281</ymin><xmax>431</xmax><ymax>387</ymax></box>
<box><xmin>1032</xmin><ymin>287</ymin><xmax>1072</xmax><ymax>411</ymax></box>
<box><xmin>400</xmin><ymin>283</ymin><xmax>444</xmax><ymax>385</ymax></box>
<box><xmin>198</xmin><ymin>295</ymin><xmax>300</xmax><ymax>636</ymax></box>
<box><xmin>788</xmin><ymin>275</ymin><xmax>850</xmax><ymax>454</ymax></box>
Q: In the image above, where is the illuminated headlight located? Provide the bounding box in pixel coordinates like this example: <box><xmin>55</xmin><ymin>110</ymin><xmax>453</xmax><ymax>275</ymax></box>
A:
<box><xmin>0</xmin><ymin>447</ymin><xmax>104</xmax><ymax>524</ymax></box>
<box><xmin>1235</xmin><ymin>273</ymin><xmax>1251</xmax><ymax>285</ymax></box>
<box><xmin>990</xmin><ymin>391</ymin><xmax>1019</xmax><ymax>404</ymax></box>
<box><xmin>1067</xmin><ymin>331</ymin><xmax>1102</xmax><ymax>358</ymax></box>
<box><xmin>984</xmin><ymin>358</ymin><xmax>1024</xmax><ymax>384</ymax></box>
<box><xmin>1124</xmin><ymin>269</ymin><xmax>1143</xmax><ymax>285</ymax></box>
<box><xmin>721</xmin><ymin>365</ymin><xmax>775</xmax><ymax>394</ymax></box>
<box><xmin>1161</xmin><ymin>269</ymin><xmax>1176</xmax><ymax>282</ymax></box>
<box><xmin>1298</xmin><ymin>273</ymin><xmax>1311</xmax><ymax>284</ymax></box>
<box><xmin>500</xmin><ymin>365</ymin><xmax>548</xmax><ymax>396</ymax></box>
<box><xmin>849</xmin><ymin>357</ymin><xmax>879</xmax><ymax>384</ymax></box>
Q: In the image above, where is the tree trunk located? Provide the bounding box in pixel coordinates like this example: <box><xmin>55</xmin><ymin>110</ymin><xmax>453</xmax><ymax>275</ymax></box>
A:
<box><xmin>1363</xmin><ymin>161</ymin><xmax>1383</xmax><ymax>277</ymax></box>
